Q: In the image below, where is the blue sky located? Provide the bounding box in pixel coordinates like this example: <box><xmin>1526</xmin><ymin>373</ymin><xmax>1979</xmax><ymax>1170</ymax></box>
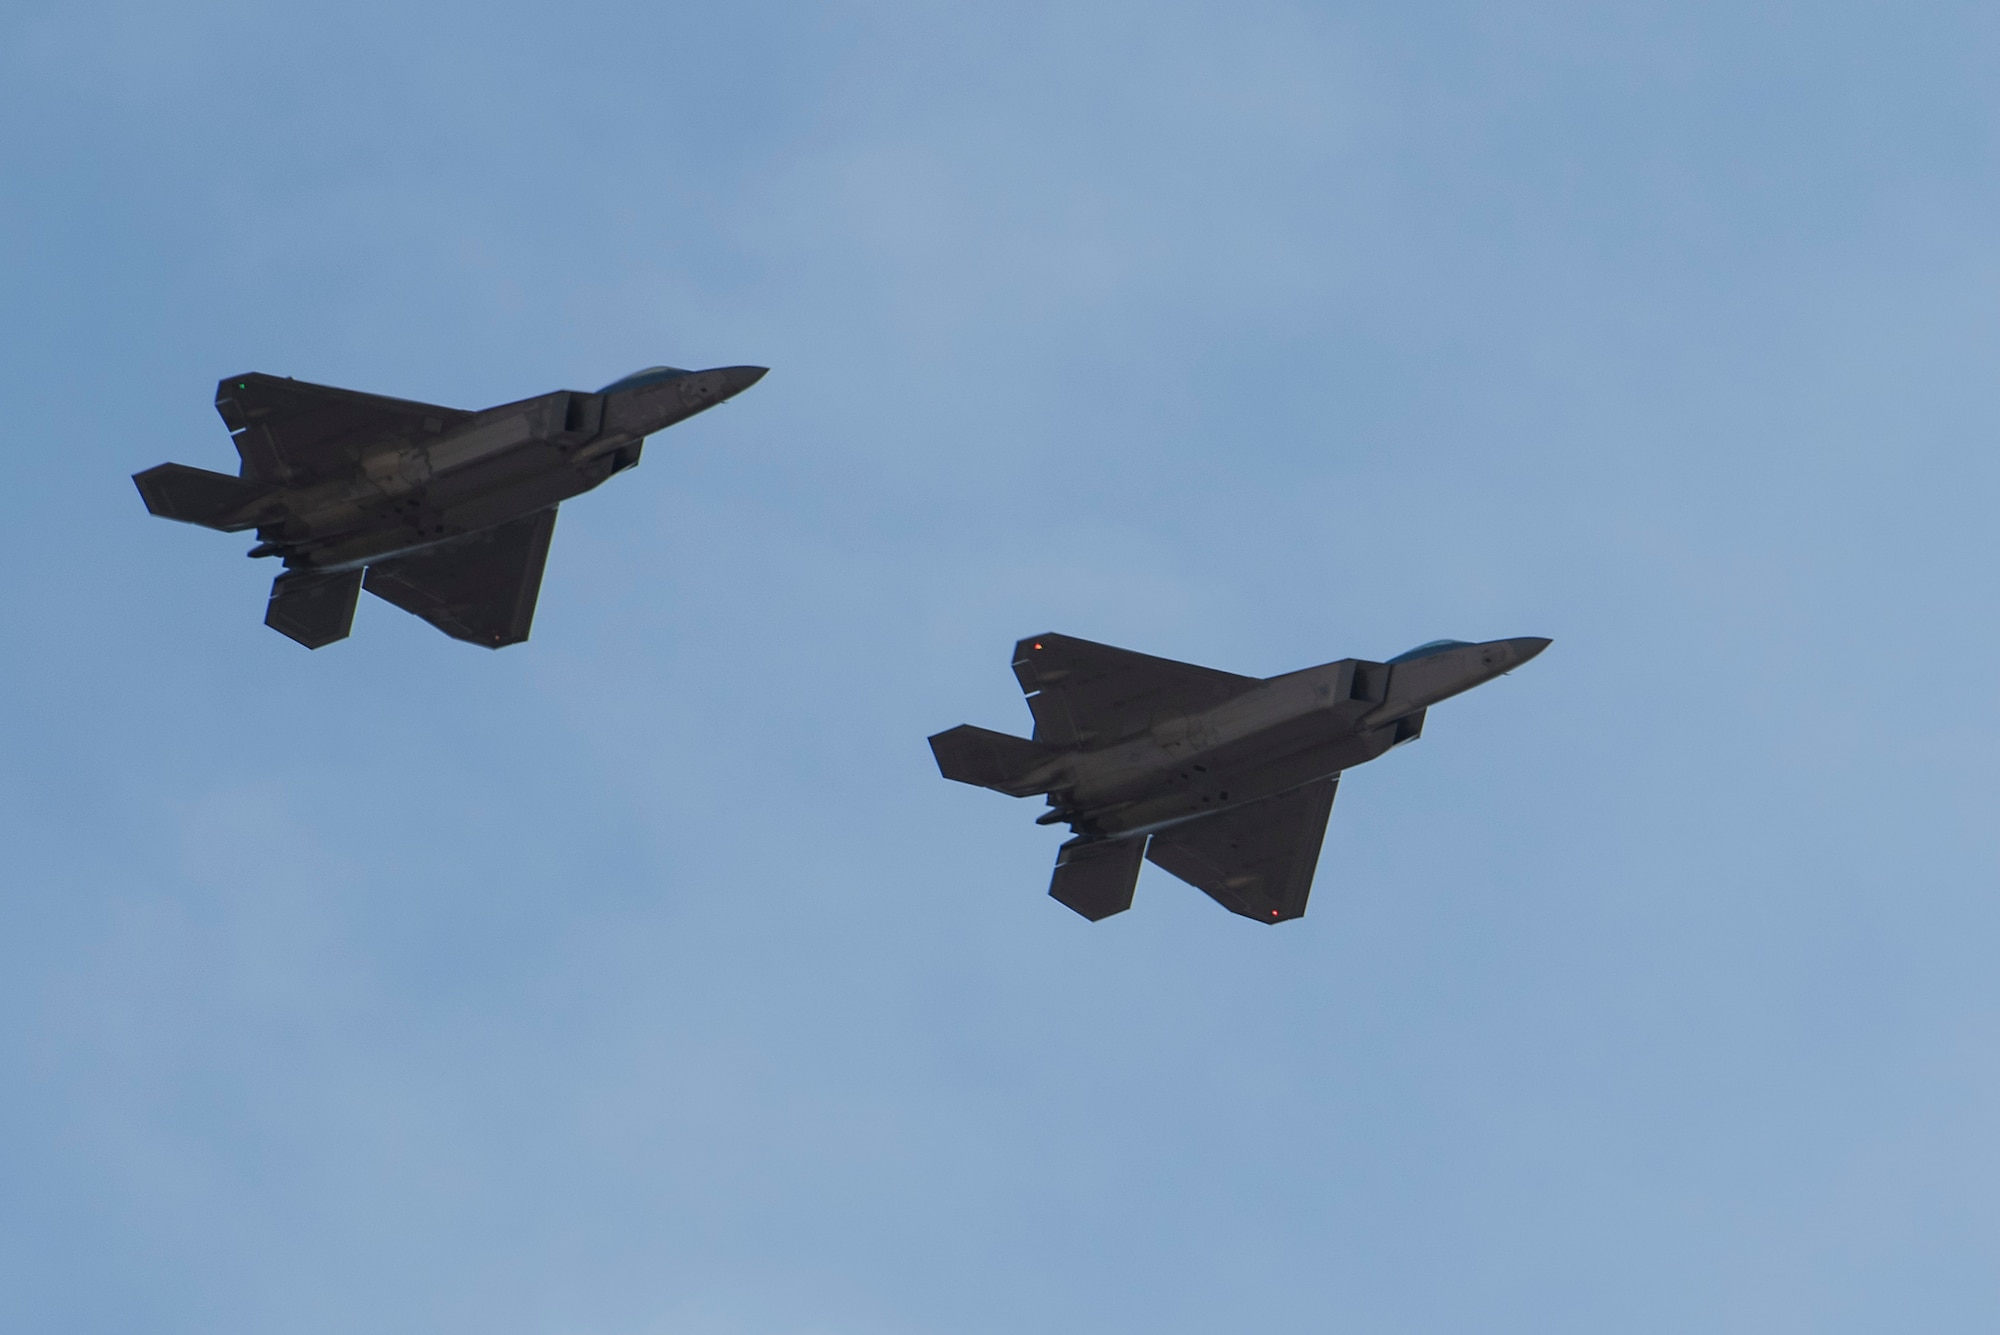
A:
<box><xmin>3</xmin><ymin>2</ymin><xmax>1999</xmax><ymax>1331</ymax></box>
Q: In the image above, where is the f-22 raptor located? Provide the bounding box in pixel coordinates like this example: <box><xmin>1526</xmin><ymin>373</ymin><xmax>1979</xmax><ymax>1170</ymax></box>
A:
<box><xmin>930</xmin><ymin>632</ymin><xmax>1549</xmax><ymax>924</ymax></box>
<box><xmin>134</xmin><ymin>364</ymin><xmax>766</xmax><ymax>649</ymax></box>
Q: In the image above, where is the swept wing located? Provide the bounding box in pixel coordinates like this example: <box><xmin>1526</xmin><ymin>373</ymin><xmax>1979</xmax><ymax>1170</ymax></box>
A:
<box><xmin>215</xmin><ymin>373</ymin><xmax>475</xmax><ymax>486</ymax></box>
<box><xmin>1011</xmin><ymin>633</ymin><xmax>1258</xmax><ymax>748</ymax></box>
<box><xmin>1145</xmin><ymin>778</ymin><xmax>1339</xmax><ymax>923</ymax></box>
<box><xmin>362</xmin><ymin>507</ymin><xmax>558</xmax><ymax>647</ymax></box>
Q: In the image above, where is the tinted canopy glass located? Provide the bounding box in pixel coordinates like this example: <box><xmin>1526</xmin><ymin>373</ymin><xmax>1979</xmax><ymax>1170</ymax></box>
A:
<box><xmin>1387</xmin><ymin>638</ymin><xmax>1472</xmax><ymax>664</ymax></box>
<box><xmin>598</xmin><ymin>366</ymin><xmax>692</xmax><ymax>393</ymax></box>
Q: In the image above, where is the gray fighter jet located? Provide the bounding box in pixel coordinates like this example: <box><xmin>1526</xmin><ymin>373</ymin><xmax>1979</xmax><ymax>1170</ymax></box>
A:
<box><xmin>134</xmin><ymin>364</ymin><xmax>767</xmax><ymax>648</ymax></box>
<box><xmin>930</xmin><ymin>632</ymin><xmax>1549</xmax><ymax>923</ymax></box>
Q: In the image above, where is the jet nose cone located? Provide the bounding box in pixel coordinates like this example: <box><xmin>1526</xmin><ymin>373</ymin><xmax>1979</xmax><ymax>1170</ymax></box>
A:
<box><xmin>717</xmin><ymin>365</ymin><xmax>768</xmax><ymax>397</ymax></box>
<box><xmin>1506</xmin><ymin>636</ymin><xmax>1553</xmax><ymax>666</ymax></box>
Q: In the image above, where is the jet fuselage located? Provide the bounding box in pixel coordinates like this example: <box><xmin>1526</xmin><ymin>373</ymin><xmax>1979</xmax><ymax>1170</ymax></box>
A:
<box><xmin>930</xmin><ymin>632</ymin><xmax>1550</xmax><ymax>923</ymax></box>
<box><xmin>243</xmin><ymin>366</ymin><xmax>766</xmax><ymax>572</ymax></box>
<box><xmin>135</xmin><ymin>363</ymin><xmax>767</xmax><ymax>649</ymax></box>
<box><xmin>1035</xmin><ymin>637</ymin><xmax>1549</xmax><ymax>839</ymax></box>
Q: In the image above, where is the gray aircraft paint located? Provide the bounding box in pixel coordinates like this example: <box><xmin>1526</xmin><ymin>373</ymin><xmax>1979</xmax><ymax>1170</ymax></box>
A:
<box><xmin>930</xmin><ymin>633</ymin><xmax>1549</xmax><ymax>923</ymax></box>
<box><xmin>134</xmin><ymin>364</ymin><xmax>766</xmax><ymax>649</ymax></box>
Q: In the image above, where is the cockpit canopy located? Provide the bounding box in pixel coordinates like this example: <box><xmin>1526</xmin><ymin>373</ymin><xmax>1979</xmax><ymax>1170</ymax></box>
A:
<box><xmin>598</xmin><ymin>366</ymin><xmax>692</xmax><ymax>393</ymax></box>
<box><xmin>1387</xmin><ymin>638</ymin><xmax>1472</xmax><ymax>664</ymax></box>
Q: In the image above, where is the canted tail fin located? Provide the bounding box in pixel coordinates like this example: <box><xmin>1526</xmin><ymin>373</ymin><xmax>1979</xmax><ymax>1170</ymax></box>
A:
<box><xmin>928</xmin><ymin>724</ymin><xmax>1061</xmax><ymax>796</ymax></box>
<box><xmin>133</xmin><ymin>463</ymin><xmax>275</xmax><ymax>531</ymax></box>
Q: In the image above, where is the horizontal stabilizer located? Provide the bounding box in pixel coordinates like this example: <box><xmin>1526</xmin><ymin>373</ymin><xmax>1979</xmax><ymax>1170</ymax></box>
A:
<box><xmin>265</xmin><ymin>568</ymin><xmax>362</xmax><ymax>649</ymax></box>
<box><xmin>133</xmin><ymin>463</ymin><xmax>272</xmax><ymax>531</ymax></box>
<box><xmin>928</xmin><ymin>724</ymin><xmax>1060</xmax><ymax>796</ymax></box>
<box><xmin>1049</xmin><ymin>836</ymin><xmax>1146</xmax><ymax>921</ymax></box>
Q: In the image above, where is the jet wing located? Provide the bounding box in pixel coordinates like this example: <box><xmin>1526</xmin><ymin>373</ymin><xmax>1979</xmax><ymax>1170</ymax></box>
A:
<box><xmin>362</xmin><ymin>507</ymin><xmax>558</xmax><ymax>647</ymax></box>
<box><xmin>215</xmin><ymin>373</ymin><xmax>476</xmax><ymax>486</ymax></box>
<box><xmin>1011</xmin><ymin>633</ymin><xmax>1259</xmax><ymax>748</ymax></box>
<box><xmin>1144</xmin><ymin>778</ymin><xmax>1339</xmax><ymax>923</ymax></box>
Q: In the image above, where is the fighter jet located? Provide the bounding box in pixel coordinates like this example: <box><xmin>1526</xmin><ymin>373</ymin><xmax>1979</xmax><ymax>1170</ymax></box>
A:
<box><xmin>133</xmin><ymin>364</ymin><xmax>767</xmax><ymax>649</ymax></box>
<box><xmin>929</xmin><ymin>632</ymin><xmax>1549</xmax><ymax>923</ymax></box>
